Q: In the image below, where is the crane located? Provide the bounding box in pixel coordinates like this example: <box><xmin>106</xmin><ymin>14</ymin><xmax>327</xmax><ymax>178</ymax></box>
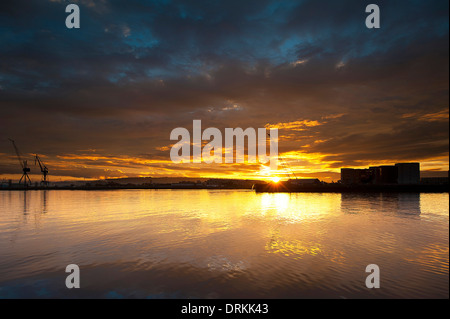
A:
<box><xmin>8</xmin><ymin>139</ymin><xmax>32</xmax><ymax>187</ymax></box>
<box><xmin>267</xmin><ymin>131</ymin><xmax>298</xmax><ymax>180</ymax></box>
<box><xmin>279</xmin><ymin>156</ymin><xmax>298</xmax><ymax>180</ymax></box>
<box><xmin>35</xmin><ymin>154</ymin><xmax>49</xmax><ymax>186</ymax></box>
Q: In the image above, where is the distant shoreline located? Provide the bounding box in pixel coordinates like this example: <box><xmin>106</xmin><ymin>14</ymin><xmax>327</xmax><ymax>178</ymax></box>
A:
<box><xmin>1</xmin><ymin>183</ymin><xmax>448</xmax><ymax>193</ymax></box>
<box><xmin>253</xmin><ymin>183</ymin><xmax>449</xmax><ymax>193</ymax></box>
<box><xmin>0</xmin><ymin>185</ymin><xmax>253</xmax><ymax>191</ymax></box>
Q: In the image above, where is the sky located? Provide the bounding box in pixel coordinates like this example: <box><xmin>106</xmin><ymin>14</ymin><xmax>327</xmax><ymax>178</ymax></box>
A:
<box><xmin>0</xmin><ymin>0</ymin><xmax>449</xmax><ymax>182</ymax></box>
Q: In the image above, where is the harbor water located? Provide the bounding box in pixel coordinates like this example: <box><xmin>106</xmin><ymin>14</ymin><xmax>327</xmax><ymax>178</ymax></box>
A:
<box><xmin>0</xmin><ymin>190</ymin><xmax>448</xmax><ymax>298</ymax></box>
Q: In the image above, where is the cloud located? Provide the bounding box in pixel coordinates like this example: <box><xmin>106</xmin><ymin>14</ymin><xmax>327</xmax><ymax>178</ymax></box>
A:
<box><xmin>0</xmin><ymin>0</ymin><xmax>448</xmax><ymax>181</ymax></box>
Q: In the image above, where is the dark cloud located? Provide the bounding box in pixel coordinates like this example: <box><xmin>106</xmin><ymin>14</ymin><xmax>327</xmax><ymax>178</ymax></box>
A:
<box><xmin>0</xmin><ymin>0</ymin><xmax>448</xmax><ymax>180</ymax></box>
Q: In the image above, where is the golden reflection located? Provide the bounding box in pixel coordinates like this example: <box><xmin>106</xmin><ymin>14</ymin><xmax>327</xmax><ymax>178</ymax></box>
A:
<box><xmin>403</xmin><ymin>243</ymin><xmax>449</xmax><ymax>275</ymax></box>
<box><xmin>257</xmin><ymin>192</ymin><xmax>342</xmax><ymax>222</ymax></box>
<box><xmin>257</xmin><ymin>193</ymin><xmax>347</xmax><ymax>262</ymax></box>
<box><xmin>259</xmin><ymin>193</ymin><xmax>291</xmax><ymax>215</ymax></box>
<box><xmin>264</xmin><ymin>226</ymin><xmax>346</xmax><ymax>263</ymax></box>
<box><xmin>265</xmin><ymin>238</ymin><xmax>323</xmax><ymax>258</ymax></box>
<box><xmin>0</xmin><ymin>190</ymin><xmax>448</xmax><ymax>298</ymax></box>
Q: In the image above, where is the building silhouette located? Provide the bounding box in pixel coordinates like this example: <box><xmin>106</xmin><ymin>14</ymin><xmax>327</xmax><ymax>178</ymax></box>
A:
<box><xmin>396</xmin><ymin>163</ymin><xmax>420</xmax><ymax>185</ymax></box>
<box><xmin>341</xmin><ymin>163</ymin><xmax>420</xmax><ymax>185</ymax></box>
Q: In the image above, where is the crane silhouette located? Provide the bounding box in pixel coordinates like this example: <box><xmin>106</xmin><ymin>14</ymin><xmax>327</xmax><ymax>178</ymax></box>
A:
<box><xmin>8</xmin><ymin>139</ymin><xmax>32</xmax><ymax>187</ymax></box>
<box><xmin>35</xmin><ymin>154</ymin><xmax>49</xmax><ymax>186</ymax></box>
<box><xmin>267</xmin><ymin>131</ymin><xmax>297</xmax><ymax>180</ymax></box>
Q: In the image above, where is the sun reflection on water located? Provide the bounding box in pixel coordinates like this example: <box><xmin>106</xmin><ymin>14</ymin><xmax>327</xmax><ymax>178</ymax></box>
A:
<box><xmin>0</xmin><ymin>190</ymin><xmax>447</xmax><ymax>298</ymax></box>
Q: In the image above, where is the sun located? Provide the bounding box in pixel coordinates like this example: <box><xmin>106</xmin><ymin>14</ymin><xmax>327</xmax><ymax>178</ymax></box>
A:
<box><xmin>271</xmin><ymin>176</ymin><xmax>281</xmax><ymax>183</ymax></box>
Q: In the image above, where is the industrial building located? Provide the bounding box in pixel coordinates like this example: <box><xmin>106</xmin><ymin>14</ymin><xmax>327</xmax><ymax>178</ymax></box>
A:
<box><xmin>396</xmin><ymin>163</ymin><xmax>420</xmax><ymax>185</ymax></box>
<box><xmin>341</xmin><ymin>168</ymin><xmax>373</xmax><ymax>185</ymax></box>
<box><xmin>340</xmin><ymin>163</ymin><xmax>420</xmax><ymax>185</ymax></box>
<box><xmin>377</xmin><ymin>165</ymin><xmax>398</xmax><ymax>184</ymax></box>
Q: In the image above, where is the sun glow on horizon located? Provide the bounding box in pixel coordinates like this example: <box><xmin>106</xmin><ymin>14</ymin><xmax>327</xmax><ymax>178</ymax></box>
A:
<box><xmin>271</xmin><ymin>176</ymin><xmax>281</xmax><ymax>183</ymax></box>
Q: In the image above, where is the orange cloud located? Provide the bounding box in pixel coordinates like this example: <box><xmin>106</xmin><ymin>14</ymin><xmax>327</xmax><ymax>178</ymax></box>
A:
<box><xmin>402</xmin><ymin>109</ymin><xmax>449</xmax><ymax>122</ymax></box>
<box><xmin>266</xmin><ymin>119</ymin><xmax>322</xmax><ymax>131</ymax></box>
